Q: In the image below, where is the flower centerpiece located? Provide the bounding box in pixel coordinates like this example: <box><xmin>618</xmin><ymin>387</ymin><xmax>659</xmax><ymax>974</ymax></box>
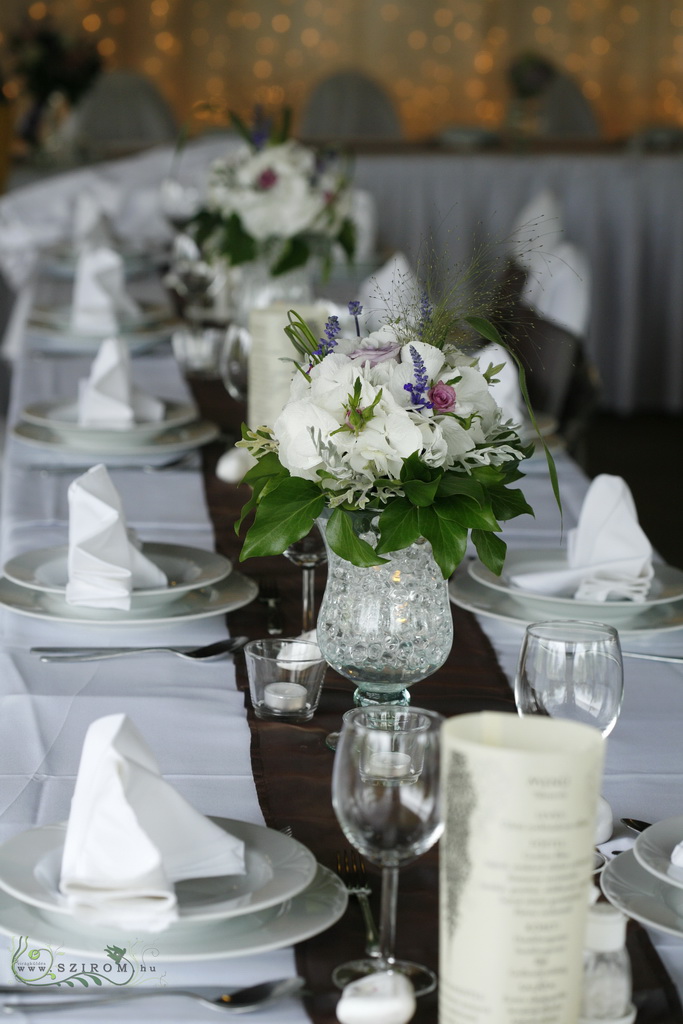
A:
<box><xmin>189</xmin><ymin>108</ymin><xmax>355</xmax><ymax>279</ymax></box>
<box><xmin>235</xmin><ymin>284</ymin><xmax>556</xmax><ymax>706</ymax></box>
<box><xmin>236</xmin><ymin>295</ymin><xmax>545</xmax><ymax>580</ymax></box>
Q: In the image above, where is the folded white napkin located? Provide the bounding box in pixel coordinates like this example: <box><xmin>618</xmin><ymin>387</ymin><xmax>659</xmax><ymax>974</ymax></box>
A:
<box><xmin>510</xmin><ymin>474</ymin><xmax>654</xmax><ymax>602</ymax></box>
<box><xmin>78</xmin><ymin>337</ymin><xmax>164</xmax><ymax>428</ymax></box>
<box><xmin>509</xmin><ymin>189</ymin><xmax>565</xmax><ymax>270</ymax></box>
<box><xmin>60</xmin><ymin>714</ymin><xmax>246</xmax><ymax>932</ymax></box>
<box><xmin>520</xmin><ymin>240</ymin><xmax>591</xmax><ymax>339</ymax></box>
<box><xmin>72</xmin><ymin>190</ymin><xmax>116</xmax><ymax>250</ymax></box>
<box><xmin>65</xmin><ymin>464</ymin><xmax>168</xmax><ymax>609</ymax></box>
<box><xmin>70</xmin><ymin>245</ymin><xmax>141</xmax><ymax>335</ymax></box>
<box><xmin>476</xmin><ymin>342</ymin><xmax>525</xmax><ymax>426</ymax></box>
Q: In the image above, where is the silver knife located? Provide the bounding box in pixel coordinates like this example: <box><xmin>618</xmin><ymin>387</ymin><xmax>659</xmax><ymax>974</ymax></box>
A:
<box><xmin>622</xmin><ymin>651</ymin><xmax>683</xmax><ymax>665</ymax></box>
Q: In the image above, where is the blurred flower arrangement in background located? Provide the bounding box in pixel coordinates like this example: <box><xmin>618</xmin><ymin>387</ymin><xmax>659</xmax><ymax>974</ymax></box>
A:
<box><xmin>189</xmin><ymin>108</ymin><xmax>356</xmax><ymax>278</ymax></box>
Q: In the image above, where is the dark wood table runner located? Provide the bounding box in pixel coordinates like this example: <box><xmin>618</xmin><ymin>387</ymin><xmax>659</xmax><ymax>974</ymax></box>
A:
<box><xmin>193</xmin><ymin>380</ymin><xmax>683</xmax><ymax>1024</ymax></box>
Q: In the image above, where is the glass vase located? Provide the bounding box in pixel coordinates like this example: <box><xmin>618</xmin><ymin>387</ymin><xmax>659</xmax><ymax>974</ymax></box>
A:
<box><xmin>316</xmin><ymin>511</ymin><xmax>453</xmax><ymax>707</ymax></box>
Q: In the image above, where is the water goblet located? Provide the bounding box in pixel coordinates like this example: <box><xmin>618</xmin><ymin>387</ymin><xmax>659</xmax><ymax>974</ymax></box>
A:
<box><xmin>283</xmin><ymin>525</ymin><xmax>327</xmax><ymax>634</ymax></box>
<box><xmin>514</xmin><ymin>620</ymin><xmax>624</xmax><ymax>738</ymax></box>
<box><xmin>331</xmin><ymin>706</ymin><xmax>444</xmax><ymax>996</ymax></box>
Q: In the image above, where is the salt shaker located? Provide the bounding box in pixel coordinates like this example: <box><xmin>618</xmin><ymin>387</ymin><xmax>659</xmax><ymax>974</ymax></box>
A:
<box><xmin>580</xmin><ymin>902</ymin><xmax>636</xmax><ymax>1024</ymax></box>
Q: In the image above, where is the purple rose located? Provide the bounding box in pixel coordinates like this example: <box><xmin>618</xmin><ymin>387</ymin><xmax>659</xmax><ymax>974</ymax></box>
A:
<box><xmin>428</xmin><ymin>381</ymin><xmax>456</xmax><ymax>412</ymax></box>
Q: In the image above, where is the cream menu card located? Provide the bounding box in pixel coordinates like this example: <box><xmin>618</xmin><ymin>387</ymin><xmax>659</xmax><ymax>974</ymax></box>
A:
<box><xmin>439</xmin><ymin>712</ymin><xmax>604</xmax><ymax>1024</ymax></box>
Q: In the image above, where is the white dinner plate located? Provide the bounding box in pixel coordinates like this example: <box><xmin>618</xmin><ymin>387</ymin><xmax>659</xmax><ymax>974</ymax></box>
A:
<box><xmin>0</xmin><ymin>864</ymin><xmax>346</xmax><ymax>960</ymax></box>
<box><xmin>21</xmin><ymin>400</ymin><xmax>198</xmax><ymax>449</ymax></box>
<box><xmin>449</xmin><ymin>565</ymin><xmax>683</xmax><ymax>635</ymax></box>
<box><xmin>12</xmin><ymin>419</ymin><xmax>219</xmax><ymax>466</ymax></box>
<box><xmin>39</xmin><ymin>243</ymin><xmax>158</xmax><ymax>280</ymax></box>
<box><xmin>601</xmin><ymin>849</ymin><xmax>683</xmax><ymax>939</ymax></box>
<box><xmin>27</xmin><ymin>322</ymin><xmax>175</xmax><ymax>355</ymax></box>
<box><xmin>3</xmin><ymin>542</ymin><xmax>232</xmax><ymax>609</ymax></box>
<box><xmin>469</xmin><ymin>549</ymin><xmax>683</xmax><ymax>611</ymax></box>
<box><xmin>0</xmin><ymin>818</ymin><xmax>317</xmax><ymax>925</ymax></box>
<box><xmin>30</xmin><ymin>302</ymin><xmax>170</xmax><ymax>334</ymax></box>
<box><xmin>633</xmin><ymin>816</ymin><xmax>683</xmax><ymax>890</ymax></box>
<box><xmin>0</xmin><ymin>570</ymin><xmax>257</xmax><ymax>625</ymax></box>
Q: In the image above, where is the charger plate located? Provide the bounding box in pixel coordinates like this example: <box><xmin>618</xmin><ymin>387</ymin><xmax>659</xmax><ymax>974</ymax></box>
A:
<box><xmin>0</xmin><ymin>571</ymin><xmax>257</xmax><ymax>625</ymax></box>
<box><xmin>601</xmin><ymin>849</ymin><xmax>683</xmax><ymax>939</ymax></box>
<box><xmin>0</xmin><ymin>865</ymin><xmax>346</xmax><ymax>960</ymax></box>
<box><xmin>0</xmin><ymin>819</ymin><xmax>317</xmax><ymax>925</ymax></box>
<box><xmin>3</xmin><ymin>542</ymin><xmax>232</xmax><ymax>610</ymax></box>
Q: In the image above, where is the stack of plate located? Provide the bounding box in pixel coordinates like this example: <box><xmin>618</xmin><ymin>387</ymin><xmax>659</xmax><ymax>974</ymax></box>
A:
<box><xmin>602</xmin><ymin>818</ymin><xmax>683</xmax><ymax>939</ymax></box>
<box><xmin>449</xmin><ymin>548</ymin><xmax>683</xmax><ymax>636</ymax></box>
<box><xmin>0</xmin><ymin>819</ymin><xmax>347</xmax><ymax>958</ymax></box>
<box><xmin>27</xmin><ymin>300</ymin><xmax>177</xmax><ymax>354</ymax></box>
<box><xmin>0</xmin><ymin>542</ymin><xmax>258</xmax><ymax>624</ymax></box>
<box><xmin>13</xmin><ymin>398</ymin><xmax>219</xmax><ymax>468</ymax></box>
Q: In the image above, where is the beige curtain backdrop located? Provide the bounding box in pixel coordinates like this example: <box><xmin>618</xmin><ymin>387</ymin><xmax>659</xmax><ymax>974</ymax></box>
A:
<box><xmin>1</xmin><ymin>0</ymin><xmax>682</xmax><ymax>140</ymax></box>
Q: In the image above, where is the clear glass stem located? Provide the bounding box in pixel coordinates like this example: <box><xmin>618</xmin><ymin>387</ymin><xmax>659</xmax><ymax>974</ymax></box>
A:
<box><xmin>379</xmin><ymin>865</ymin><xmax>400</xmax><ymax>966</ymax></box>
<box><xmin>302</xmin><ymin>566</ymin><xmax>315</xmax><ymax>634</ymax></box>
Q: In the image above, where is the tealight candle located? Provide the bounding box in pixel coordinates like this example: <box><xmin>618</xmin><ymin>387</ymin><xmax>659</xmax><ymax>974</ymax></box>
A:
<box><xmin>263</xmin><ymin>681</ymin><xmax>308</xmax><ymax>713</ymax></box>
<box><xmin>366</xmin><ymin>752</ymin><xmax>412</xmax><ymax>778</ymax></box>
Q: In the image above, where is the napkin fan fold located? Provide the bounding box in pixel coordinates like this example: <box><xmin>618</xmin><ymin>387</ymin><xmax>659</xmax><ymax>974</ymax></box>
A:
<box><xmin>59</xmin><ymin>714</ymin><xmax>246</xmax><ymax>931</ymax></box>
<box><xmin>78</xmin><ymin>337</ymin><xmax>164</xmax><ymax>427</ymax></box>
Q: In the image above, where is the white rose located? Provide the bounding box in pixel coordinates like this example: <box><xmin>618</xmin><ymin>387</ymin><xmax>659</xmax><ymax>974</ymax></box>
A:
<box><xmin>273</xmin><ymin>400</ymin><xmax>339</xmax><ymax>480</ymax></box>
<box><xmin>239</xmin><ymin>176</ymin><xmax>326</xmax><ymax>241</ymax></box>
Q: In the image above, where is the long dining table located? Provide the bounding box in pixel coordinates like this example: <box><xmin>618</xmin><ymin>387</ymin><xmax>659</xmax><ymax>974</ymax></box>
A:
<box><xmin>0</xmin><ymin>286</ymin><xmax>682</xmax><ymax>1022</ymax></box>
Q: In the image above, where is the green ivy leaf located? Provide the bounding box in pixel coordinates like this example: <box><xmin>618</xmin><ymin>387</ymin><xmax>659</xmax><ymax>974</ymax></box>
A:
<box><xmin>325</xmin><ymin>508</ymin><xmax>388</xmax><ymax>567</ymax></box>
<box><xmin>436</xmin><ymin>473</ymin><xmax>486</xmax><ymax>503</ymax></box>
<box><xmin>271</xmin><ymin>236</ymin><xmax>310</xmax><ymax>275</ymax></box>
<box><xmin>221</xmin><ymin>213</ymin><xmax>257</xmax><ymax>265</ymax></box>
<box><xmin>417</xmin><ymin>505</ymin><xmax>468</xmax><ymax>579</ymax></box>
<box><xmin>374</xmin><ymin>499</ymin><xmax>421</xmax><ymax>554</ymax></box>
<box><xmin>240</xmin><ymin>478</ymin><xmax>325</xmax><ymax>560</ymax></box>
<box><xmin>489</xmin><ymin>485</ymin><xmax>534</xmax><ymax>522</ymax></box>
<box><xmin>402</xmin><ymin>477</ymin><xmax>441</xmax><ymax>507</ymax></box>
<box><xmin>440</xmin><ymin>494</ymin><xmax>499</xmax><ymax>531</ymax></box>
<box><xmin>471</xmin><ymin>529</ymin><xmax>507</xmax><ymax>576</ymax></box>
<box><xmin>337</xmin><ymin>218</ymin><xmax>356</xmax><ymax>261</ymax></box>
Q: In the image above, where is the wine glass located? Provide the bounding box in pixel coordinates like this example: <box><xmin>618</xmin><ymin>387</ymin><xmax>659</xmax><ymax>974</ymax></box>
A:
<box><xmin>283</xmin><ymin>525</ymin><xmax>327</xmax><ymax>634</ymax></box>
<box><xmin>331</xmin><ymin>706</ymin><xmax>444</xmax><ymax>996</ymax></box>
<box><xmin>514</xmin><ymin>620</ymin><xmax>624</xmax><ymax>738</ymax></box>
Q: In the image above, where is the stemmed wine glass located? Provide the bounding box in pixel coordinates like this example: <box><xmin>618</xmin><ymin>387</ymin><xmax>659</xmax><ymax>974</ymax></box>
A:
<box><xmin>514</xmin><ymin>620</ymin><xmax>624</xmax><ymax>738</ymax></box>
<box><xmin>283</xmin><ymin>525</ymin><xmax>327</xmax><ymax>634</ymax></box>
<box><xmin>331</xmin><ymin>706</ymin><xmax>444</xmax><ymax>996</ymax></box>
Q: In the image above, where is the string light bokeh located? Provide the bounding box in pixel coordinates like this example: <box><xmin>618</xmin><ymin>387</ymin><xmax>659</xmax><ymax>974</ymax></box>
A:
<box><xmin>1</xmin><ymin>0</ymin><xmax>682</xmax><ymax>139</ymax></box>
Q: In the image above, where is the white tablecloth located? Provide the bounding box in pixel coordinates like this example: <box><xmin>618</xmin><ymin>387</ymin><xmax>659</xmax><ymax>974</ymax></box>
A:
<box><xmin>0</xmin><ymin>313</ymin><xmax>308</xmax><ymax>1022</ymax></box>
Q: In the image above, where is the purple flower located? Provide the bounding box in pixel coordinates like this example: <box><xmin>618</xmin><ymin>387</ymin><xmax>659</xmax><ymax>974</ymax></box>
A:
<box><xmin>417</xmin><ymin>289</ymin><xmax>432</xmax><ymax>339</ymax></box>
<box><xmin>312</xmin><ymin>315</ymin><xmax>341</xmax><ymax>359</ymax></box>
<box><xmin>257</xmin><ymin>168</ymin><xmax>278</xmax><ymax>190</ymax></box>
<box><xmin>403</xmin><ymin>345</ymin><xmax>433</xmax><ymax>410</ymax></box>
<box><xmin>348</xmin><ymin>300</ymin><xmax>363</xmax><ymax>337</ymax></box>
<box><xmin>428</xmin><ymin>380</ymin><xmax>456</xmax><ymax>412</ymax></box>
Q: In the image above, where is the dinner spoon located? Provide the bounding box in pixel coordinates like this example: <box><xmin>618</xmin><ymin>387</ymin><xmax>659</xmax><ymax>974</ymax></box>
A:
<box><xmin>32</xmin><ymin>636</ymin><xmax>249</xmax><ymax>663</ymax></box>
<box><xmin>0</xmin><ymin>976</ymin><xmax>305</xmax><ymax>1014</ymax></box>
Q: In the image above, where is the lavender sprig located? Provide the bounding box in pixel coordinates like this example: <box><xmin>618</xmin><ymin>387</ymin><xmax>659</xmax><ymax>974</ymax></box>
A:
<box><xmin>312</xmin><ymin>315</ymin><xmax>341</xmax><ymax>359</ymax></box>
<box><xmin>403</xmin><ymin>345</ymin><xmax>433</xmax><ymax>410</ymax></box>
<box><xmin>417</xmin><ymin>289</ymin><xmax>433</xmax><ymax>339</ymax></box>
<box><xmin>348</xmin><ymin>301</ymin><xmax>363</xmax><ymax>338</ymax></box>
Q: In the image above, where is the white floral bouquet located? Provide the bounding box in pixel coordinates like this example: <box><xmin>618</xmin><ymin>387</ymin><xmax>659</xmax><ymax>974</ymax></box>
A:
<box><xmin>236</xmin><ymin>294</ymin><xmax>557</xmax><ymax>579</ymax></box>
<box><xmin>191</xmin><ymin>109</ymin><xmax>355</xmax><ymax>277</ymax></box>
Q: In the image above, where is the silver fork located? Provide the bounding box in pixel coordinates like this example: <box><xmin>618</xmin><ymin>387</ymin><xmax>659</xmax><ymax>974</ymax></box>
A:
<box><xmin>32</xmin><ymin>636</ymin><xmax>249</xmax><ymax>663</ymax></box>
<box><xmin>0</xmin><ymin>977</ymin><xmax>304</xmax><ymax>1015</ymax></box>
<box><xmin>336</xmin><ymin>850</ymin><xmax>381</xmax><ymax>958</ymax></box>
